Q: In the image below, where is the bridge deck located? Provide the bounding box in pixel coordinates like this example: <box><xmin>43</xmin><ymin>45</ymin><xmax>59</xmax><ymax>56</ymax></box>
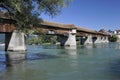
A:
<box><xmin>0</xmin><ymin>18</ymin><xmax>109</xmax><ymax>36</ymax></box>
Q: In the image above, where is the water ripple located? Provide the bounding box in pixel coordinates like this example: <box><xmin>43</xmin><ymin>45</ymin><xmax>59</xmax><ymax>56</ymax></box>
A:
<box><xmin>27</xmin><ymin>53</ymin><xmax>59</xmax><ymax>60</ymax></box>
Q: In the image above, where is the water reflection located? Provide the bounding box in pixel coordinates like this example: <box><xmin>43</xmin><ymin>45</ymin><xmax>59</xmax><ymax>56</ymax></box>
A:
<box><xmin>64</xmin><ymin>46</ymin><xmax>77</xmax><ymax>55</ymax></box>
<box><xmin>115</xmin><ymin>42</ymin><xmax>120</xmax><ymax>49</ymax></box>
<box><xmin>109</xmin><ymin>58</ymin><xmax>120</xmax><ymax>79</ymax></box>
<box><xmin>6</xmin><ymin>51</ymin><xmax>26</xmax><ymax>67</ymax></box>
<box><xmin>108</xmin><ymin>42</ymin><xmax>120</xmax><ymax>49</ymax></box>
<box><xmin>27</xmin><ymin>53</ymin><xmax>58</xmax><ymax>60</ymax></box>
<box><xmin>84</xmin><ymin>44</ymin><xmax>95</xmax><ymax>49</ymax></box>
<box><xmin>64</xmin><ymin>46</ymin><xmax>79</xmax><ymax>70</ymax></box>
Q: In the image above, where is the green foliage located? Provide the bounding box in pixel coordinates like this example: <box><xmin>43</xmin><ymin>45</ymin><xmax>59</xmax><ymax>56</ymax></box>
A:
<box><xmin>27</xmin><ymin>34</ymin><xmax>58</xmax><ymax>45</ymax></box>
<box><xmin>27</xmin><ymin>36</ymin><xmax>42</xmax><ymax>45</ymax></box>
<box><xmin>108</xmin><ymin>35</ymin><xmax>118</xmax><ymax>42</ymax></box>
<box><xmin>0</xmin><ymin>0</ymin><xmax>71</xmax><ymax>33</ymax></box>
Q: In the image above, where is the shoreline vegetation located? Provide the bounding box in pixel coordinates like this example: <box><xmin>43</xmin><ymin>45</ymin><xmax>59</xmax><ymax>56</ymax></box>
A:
<box><xmin>108</xmin><ymin>35</ymin><xmax>118</xmax><ymax>42</ymax></box>
<box><xmin>27</xmin><ymin>34</ymin><xmax>58</xmax><ymax>45</ymax></box>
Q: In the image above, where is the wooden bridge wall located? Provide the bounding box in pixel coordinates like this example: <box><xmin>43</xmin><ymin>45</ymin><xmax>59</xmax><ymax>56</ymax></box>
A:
<box><xmin>0</xmin><ymin>24</ymin><xmax>15</xmax><ymax>33</ymax></box>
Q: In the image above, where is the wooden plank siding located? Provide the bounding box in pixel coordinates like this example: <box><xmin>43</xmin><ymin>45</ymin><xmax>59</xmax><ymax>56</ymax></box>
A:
<box><xmin>0</xmin><ymin>24</ymin><xmax>15</xmax><ymax>33</ymax></box>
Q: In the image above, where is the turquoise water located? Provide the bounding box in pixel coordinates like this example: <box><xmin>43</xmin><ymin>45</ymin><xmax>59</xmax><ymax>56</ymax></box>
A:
<box><xmin>0</xmin><ymin>43</ymin><xmax>120</xmax><ymax>80</ymax></box>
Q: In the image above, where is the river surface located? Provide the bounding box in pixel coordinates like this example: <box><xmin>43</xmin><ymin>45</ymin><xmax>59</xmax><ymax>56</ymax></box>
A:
<box><xmin>0</xmin><ymin>43</ymin><xmax>120</xmax><ymax>80</ymax></box>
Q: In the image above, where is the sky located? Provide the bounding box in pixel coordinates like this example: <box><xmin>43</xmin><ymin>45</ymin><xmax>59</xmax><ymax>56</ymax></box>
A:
<box><xmin>41</xmin><ymin>0</ymin><xmax>120</xmax><ymax>31</ymax></box>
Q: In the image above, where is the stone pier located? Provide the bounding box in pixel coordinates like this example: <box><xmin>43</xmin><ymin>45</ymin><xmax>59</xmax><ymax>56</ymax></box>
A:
<box><xmin>104</xmin><ymin>37</ymin><xmax>109</xmax><ymax>43</ymax></box>
<box><xmin>5</xmin><ymin>30</ymin><xmax>26</xmax><ymax>51</ymax></box>
<box><xmin>80</xmin><ymin>35</ymin><xmax>93</xmax><ymax>45</ymax></box>
<box><xmin>4</xmin><ymin>30</ymin><xmax>27</xmax><ymax>63</ymax></box>
<box><xmin>94</xmin><ymin>36</ymin><xmax>102</xmax><ymax>44</ymax></box>
<box><xmin>95</xmin><ymin>36</ymin><xmax>109</xmax><ymax>43</ymax></box>
<box><xmin>60</xmin><ymin>28</ymin><xmax>76</xmax><ymax>46</ymax></box>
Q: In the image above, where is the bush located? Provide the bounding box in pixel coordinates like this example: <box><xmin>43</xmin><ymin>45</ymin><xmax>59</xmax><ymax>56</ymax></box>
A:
<box><xmin>27</xmin><ymin>34</ymin><xmax>58</xmax><ymax>45</ymax></box>
<box><xmin>108</xmin><ymin>35</ymin><xmax>118</xmax><ymax>42</ymax></box>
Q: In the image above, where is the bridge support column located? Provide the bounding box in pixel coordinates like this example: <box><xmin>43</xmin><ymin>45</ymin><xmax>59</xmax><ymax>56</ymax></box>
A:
<box><xmin>5</xmin><ymin>30</ymin><xmax>26</xmax><ymax>51</ymax></box>
<box><xmin>5</xmin><ymin>30</ymin><xmax>26</xmax><ymax>64</ymax></box>
<box><xmin>80</xmin><ymin>35</ymin><xmax>93</xmax><ymax>45</ymax></box>
<box><xmin>101</xmin><ymin>37</ymin><xmax>104</xmax><ymax>43</ymax></box>
<box><xmin>101</xmin><ymin>37</ymin><xmax>108</xmax><ymax>43</ymax></box>
<box><xmin>104</xmin><ymin>37</ymin><xmax>109</xmax><ymax>43</ymax></box>
<box><xmin>60</xmin><ymin>28</ymin><xmax>76</xmax><ymax>46</ymax></box>
<box><xmin>94</xmin><ymin>36</ymin><xmax>102</xmax><ymax>44</ymax></box>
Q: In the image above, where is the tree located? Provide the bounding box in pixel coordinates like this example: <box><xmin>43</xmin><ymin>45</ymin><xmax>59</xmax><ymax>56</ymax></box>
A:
<box><xmin>108</xmin><ymin>35</ymin><xmax>118</xmax><ymax>42</ymax></box>
<box><xmin>0</xmin><ymin>0</ymin><xmax>71</xmax><ymax>33</ymax></box>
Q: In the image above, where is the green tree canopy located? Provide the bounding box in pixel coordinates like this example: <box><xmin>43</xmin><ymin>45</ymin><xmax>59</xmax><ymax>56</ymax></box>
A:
<box><xmin>0</xmin><ymin>0</ymin><xmax>71</xmax><ymax>32</ymax></box>
<box><xmin>108</xmin><ymin>35</ymin><xmax>118</xmax><ymax>42</ymax></box>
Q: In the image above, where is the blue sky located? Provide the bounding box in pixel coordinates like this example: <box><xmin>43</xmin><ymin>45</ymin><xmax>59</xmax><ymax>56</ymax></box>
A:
<box><xmin>41</xmin><ymin>0</ymin><xmax>120</xmax><ymax>31</ymax></box>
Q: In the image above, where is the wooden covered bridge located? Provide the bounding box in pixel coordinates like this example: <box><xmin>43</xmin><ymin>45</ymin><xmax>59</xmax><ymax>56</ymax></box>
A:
<box><xmin>0</xmin><ymin>17</ymin><xmax>109</xmax><ymax>51</ymax></box>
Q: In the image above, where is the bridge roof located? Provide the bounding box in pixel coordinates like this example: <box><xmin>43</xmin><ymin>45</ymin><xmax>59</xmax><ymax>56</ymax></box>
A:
<box><xmin>77</xmin><ymin>26</ymin><xmax>109</xmax><ymax>36</ymax></box>
<box><xmin>41</xmin><ymin>20</ymin><xmax>109</xmax><ymax>35</ymax></box>
<box><xmin>41</xmin><ymin>20</ymin><xmax>76</xmax><ymax>29</ymax></box>
<box><xmin>77</xmin><ymin>26</ymin><xmax>97</xmax><ymax>33</ymax></box>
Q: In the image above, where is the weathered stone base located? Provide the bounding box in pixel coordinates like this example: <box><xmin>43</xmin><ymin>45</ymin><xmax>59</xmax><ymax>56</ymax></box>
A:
<box><xmin>94</xmin><ymin>37</ymin><xmax>101</xmax><ymax>44</ymax></box>
<box><xmin>80</xmin><ymin>36</ymin><xmax>93</xmax><ymax>45</ymax></box>
<box><xmin>7</xmin><ymin>30</ymin><xmax>26</xmax><ymax>51</ymax></box>
<box><xmin>60</xmin><ymin>33</ymin><xmax>76</xmax><ymax>46</ymax></box>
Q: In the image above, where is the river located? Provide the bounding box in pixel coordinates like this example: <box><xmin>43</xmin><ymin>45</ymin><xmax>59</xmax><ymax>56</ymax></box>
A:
<box><xmin>0</xmin><ymin>43</ymin><xmax>120</xmax><ymax>80</ymax></box>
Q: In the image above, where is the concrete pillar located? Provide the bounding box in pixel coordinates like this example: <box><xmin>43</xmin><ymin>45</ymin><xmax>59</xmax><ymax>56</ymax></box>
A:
<box><xmin>101</xmin><ymin>37</ymin><xmax>105</xmax><ymax>43</ymax></box>
<box><xmin>7</xmin><ymin>30</ymin><xmax>26</xmax><ymax>51</ymax></box>
<box><xmin>60</xmin><ymin>28</ymin><xmax>76</xmax><ymax>46</ymax></box>
<box><xmin>116</xmin><ymin>35</ymin><xmax>120</xmax><ymax>42</ymax></box>
<box><xmin>80</xmin><ymin>35</ymin><xmax>93</xmax><ymax>45</ymax></box>
<box><xmin>94</xmin><ymin>36</ymin><xmax>102</xmax><ymax>44</ymax></box>
<box><xmin>101</xmin><ymin>37</ymin><xmax>108</xmax><ymax>43</ymax></box>
<box><xmin>104</xmin><ymin>37</ymin><xmax>109</xmax><ymax>43</ymax></box>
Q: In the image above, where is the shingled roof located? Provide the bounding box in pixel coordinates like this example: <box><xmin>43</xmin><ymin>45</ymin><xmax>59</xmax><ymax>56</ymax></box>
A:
<box><xmin>41</xmin><ymin>20</ymin><xmax>108</xmax><ymax>35</ymax></box>
<box><xmin>77</xmin><ymin>26</ymin><xmax>97</xmax><ymax>33</ymax></box>
<box><xmin>77</xmin><ymin>26</ymin><xmax>109</xmax><ymax>35</ymax></box>
<box><xmin>41</xmin><ymin>20</ymin><xmax>76</xmax><ymax>29</ymax></box>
